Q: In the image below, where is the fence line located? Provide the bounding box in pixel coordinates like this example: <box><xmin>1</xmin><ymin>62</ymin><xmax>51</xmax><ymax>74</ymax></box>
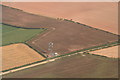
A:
<box><xmin>1</xmin><ymin>41</ymin><xmax>119</xmax><ymax>75</ymax></box>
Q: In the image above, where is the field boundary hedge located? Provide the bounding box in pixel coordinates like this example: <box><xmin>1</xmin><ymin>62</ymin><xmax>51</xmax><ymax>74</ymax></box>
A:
<box><xmin>1</xmin><ymin>5</ymin><xmax>23</xmax><ymax>12</ymax></box>
<box><xmin>1</xmin><ymin>5</ymin><xmax>119</xmax><ymax>73</ymax></box>
<box><xmin>48</xmin><ymin>41</ymin><xmax>119</xmax><ymax>60</ymax></box>
<box><xmin>2</xmin><ymin>41</ymin><xmax>119</xmax><ymax>73</ymax></box>
<box><xmin>63</xmin><ymin>18</ymin><xmax>119</xmax><ymax>36</ymax></box>
<box><xmin>2</xmin><ymin>5</ymin><xmax>56</xmax><ymax>21</ymax></box>
<box><xmin>2</xmin><ymin>23</ymin><xmax>46</xmax><ymax>29</ymax></box>
<box><xmin>24</xmin><ymin>43</ymin><xmax>47</xmax><ymax>58</ymax></box>
<box><xmin>2</xmin><ymin>4</ymin><xmax>119</xmax><ymax>36</ymax></box>
<box><xmin>1</xmin><ymin>23</ymin><xmax>46</xmax><ymax>46</ymax></box>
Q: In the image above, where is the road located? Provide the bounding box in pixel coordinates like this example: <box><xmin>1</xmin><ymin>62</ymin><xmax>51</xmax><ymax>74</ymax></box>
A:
<box><xmin>3</xmin><ymin>53</ymin><xmax>118</xmax><ymax>78</ymax></box>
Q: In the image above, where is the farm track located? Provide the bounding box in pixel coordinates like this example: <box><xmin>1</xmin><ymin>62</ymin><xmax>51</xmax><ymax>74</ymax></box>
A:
<box><xmin>3</xmin><ymin>53</ymin><xmax>118</xmax><ymax>78</ymax></box>
<box><xmin>1</xmin><ymin>5</ymin><xmax>119</xmax><ymax>78</ymax></box>
<box><xmin>2</xmin><ymin>5</ymin><xmax>119</xmax><ymax>56</ymax></box>
<box><xmin>1</xmin><ymin>40</ymin><xmax>118</xmax><ymax>74</ymax></box>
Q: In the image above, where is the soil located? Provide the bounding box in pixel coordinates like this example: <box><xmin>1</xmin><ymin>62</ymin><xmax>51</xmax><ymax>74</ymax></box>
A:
<box><xmin>90</xmin><ymin>45</ymin><xmax>119</xmax><ymax>58</ymax></box>
<box><xmin>2</xmin><ymin>5</ymin><xmax>118</xmax><ymax>56</ymax></box>
<box><xmin>3</xmin><ymin>53</ymin><xmax>118</xmax><ymax>78</ymax></box>
<box><xmin>2</xmin><ymin>2</ymin><xmax>118</xmax><ymax>34</ymax></box>
<box><xmin>2</xmin><ymin>43</ymin><xmax>45</xmax><ymax>71</ymax></box>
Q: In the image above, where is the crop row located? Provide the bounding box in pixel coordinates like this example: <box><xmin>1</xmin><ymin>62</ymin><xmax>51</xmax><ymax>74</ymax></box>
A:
<box><xmin>2</xmin><ymin>40</ymin><xmax>119</xmax><ymax>73</ymax></box>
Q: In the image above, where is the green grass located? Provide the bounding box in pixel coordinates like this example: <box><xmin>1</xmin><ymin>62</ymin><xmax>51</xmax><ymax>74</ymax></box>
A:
<box><xmin>2</xmin><ymin>24</ymin><xmax>45</xmax><ymax>46</ymax></box>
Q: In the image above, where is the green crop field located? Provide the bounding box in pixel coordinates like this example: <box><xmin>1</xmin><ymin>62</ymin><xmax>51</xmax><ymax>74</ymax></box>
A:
<box><xmin>2</xmin><ymin>24</ymin><xmax>45</xmax><ymax>46</ymax></box>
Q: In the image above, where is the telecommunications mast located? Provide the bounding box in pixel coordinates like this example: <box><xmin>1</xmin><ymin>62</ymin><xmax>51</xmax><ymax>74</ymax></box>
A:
<box><xmin>48</xmin><ymin>42</ymin><xmax>59</xmax><ymax>57</ymax></box>
<box><xmin>48</xmin><ymin>42</ymin><xmax>54</xmax><ymax>56</ymax></box>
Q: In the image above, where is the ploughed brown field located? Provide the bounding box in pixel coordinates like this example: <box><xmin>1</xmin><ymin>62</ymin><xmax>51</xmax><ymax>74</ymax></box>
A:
<box><xmin>1</xmin><ymin>43</ymin><xmax>45</xmax><ymax>71</ymax></box>
<box><xmin>2</xmin><ymin>2</ymin><xmax>118</xmax><ymax>34</ymax></box>
<box><xmin>2</xmin><ymin>5</ymin><xmax>118</xmax><ymax>56</ymax></box>
<box><xmin>3</xmin><ymin>53</ymin><xmax>118</xmax><ymax>78</ymax></box>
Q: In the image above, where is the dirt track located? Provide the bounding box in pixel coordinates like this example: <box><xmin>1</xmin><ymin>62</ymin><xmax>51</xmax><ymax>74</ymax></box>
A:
<box><xmin>2</xmin><ymin>5</ymin><xmax>118</xmax><ymax>55</ymax></box>
<box><xmin>2</xmin><ymin>2</ymin><xmax>118</xmax><ymax>34</ymax></box>
<box><xmin>3</xmin><ymin>53</ymin><xmax>118</xmax><ymax>78</ymax></box>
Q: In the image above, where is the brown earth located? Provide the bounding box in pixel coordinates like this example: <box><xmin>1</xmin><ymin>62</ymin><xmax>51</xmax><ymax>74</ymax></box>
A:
<box><xmin>2</xmin><ymin>2</ymin><xmax>118</xmax><ymax>34</ymax></box>
<box><xmin>2</xmin><ymin>5</ymin><xmax>118</xmax><ymax>56</ymax></box>
<box><xmin>1</xmin><ymin>43</ymin><xmax>45</xmax><ymax>71</ymax></box>
<box><xmin>3</xmin><ymin>53</ymin><xmax>118</xmax><ymax>78</ymax></box>
<box><xmin>90</xmin><ymin>45</ymin><xmax>119</xmax><ymax>58</ymax></box>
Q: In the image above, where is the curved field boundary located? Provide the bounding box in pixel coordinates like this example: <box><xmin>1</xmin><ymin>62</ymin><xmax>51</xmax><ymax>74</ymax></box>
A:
<box><xmin>2</xmin><ymin>5</ymin><xmax>119</xmax><ymax>36</ymax></box>
<box><xmin>2</xmin><ymin>5</ymin><xmax>119</xmax><ymax>74</ymax></box>
<box><xmin>1</xmin><ymin>41</ymin><xmax>119</xmax><ymax>75</ymax></box>
<box><xmin>2</xmin><ymin>23</ymin><xmax>46</xmax><ymax>29</ymax></box>
<box><xmin>2</xmin><ymin>24</ymin><xmax>46</xmax><ymax>46</ymax></box>
<box><xmin>2</xmin><ymin>5</ymin><xmax>118</xmax><ymax>36</ymax></box>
